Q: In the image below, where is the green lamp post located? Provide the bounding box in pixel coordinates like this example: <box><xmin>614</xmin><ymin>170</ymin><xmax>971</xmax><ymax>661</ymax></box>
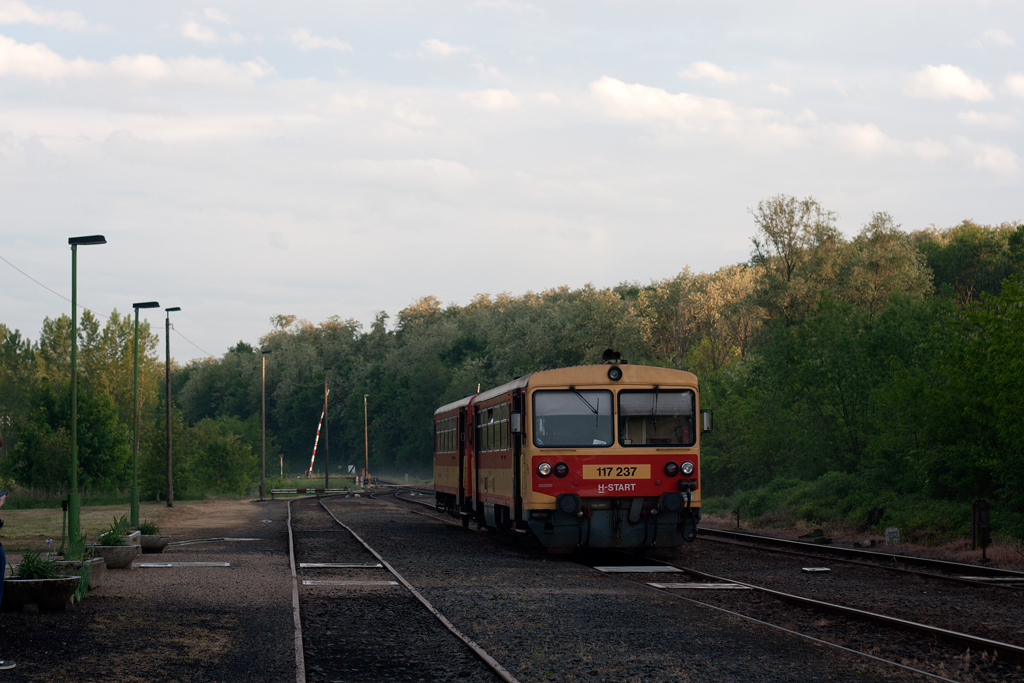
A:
<box><xmin>131</xmin><ymin>300</ymin><xmax>160</xmax><ymax>527</ymax></box>
<box><xmin>68</xmin><ymin>235</ymin><xmax>106</xmax><ymax>544</ymax></box>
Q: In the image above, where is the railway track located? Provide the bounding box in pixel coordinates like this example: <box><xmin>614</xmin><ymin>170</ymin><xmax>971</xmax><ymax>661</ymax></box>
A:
<box><xmin>381</xmin><ymin>487</ymin><xmax>1023</xmax><ymax>681</ymax></box>
<box><xmin>287</xmin><ymin>495</ymin><xmax>516</xmax><ymax>683</ymax></box>
<box><xmin>698</xmin><ymin>527</ymin><xmax>1024</xmax><ymax>586</ymax></box>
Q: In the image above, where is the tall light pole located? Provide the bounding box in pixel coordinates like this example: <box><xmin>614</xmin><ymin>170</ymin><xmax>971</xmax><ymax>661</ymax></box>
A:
<box><xmin>68</xmin><ymin>235</ymin><xmax>106</xmax><ymax>545</ymax></box>
<box><xmin>323</xmin><ymin>368</ymin><xmax>331</xmax><ymax>491</ymax></box>
<box><xmin>164</xmin><ymin>306</ymin><xmax>180</xmax><ymax>508</ymax></box>
<box><xmin>260</xmin><ymin>349</ymin><xmax>272</xmax><ymax>501</ymax></box>
<box><xmin>131</xmin><ymin>301</ymin><xmax>158</xmax><ymax>528</ymax></box>
<box><xmin>363</xmin><ymin>394</ymin><xmax>369</xmax><ymax>489</ymax></box>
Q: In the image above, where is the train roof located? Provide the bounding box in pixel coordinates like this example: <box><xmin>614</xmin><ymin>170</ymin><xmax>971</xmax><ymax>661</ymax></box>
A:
<box><xmin>433</xmin><ymin>364</ymin><xmax>698</xmax><ymax>417</ymax></box>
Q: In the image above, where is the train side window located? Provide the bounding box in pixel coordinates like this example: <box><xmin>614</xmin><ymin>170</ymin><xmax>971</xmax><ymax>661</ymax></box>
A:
<box><xmin>500</xmin><ymin>403</ymin><xmax>508</xmax><ymax>449</ymax></box>
<box><xmin>476</xmin><ymin>409</ymin><xmax>483</xmax><ymax>453</ymax></box>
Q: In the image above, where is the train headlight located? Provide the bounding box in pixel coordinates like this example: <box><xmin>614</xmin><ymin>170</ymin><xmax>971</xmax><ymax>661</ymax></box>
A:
<box><xmin>537</xmin><ymin>462</ymin><xmax>552</xmax><ymax>477</ymax></box>
<box><xmin>664</xmin><ymin>461</ymin><xmax>679</xmax><ymax>477</ymax></box>
<box><xmin>681</xmin><ymin>461</ymin><xmax>695</xmax><ymax>475</ymax></box>
<box><xmin>607</xmin><ymin>366</ymin><xmax>623</xmax><ymax>381</ymax></box>
<box><xmin>554</xmin><ymin>462</ymin><xmax>569</xmax><ymax>478</ymax></box>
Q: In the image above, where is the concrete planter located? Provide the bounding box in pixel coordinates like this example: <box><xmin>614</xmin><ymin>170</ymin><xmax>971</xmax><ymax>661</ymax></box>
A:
<box><xmin>122</xmin><ymin>531</ymin><xmax>141</xmax><ymax>546</ymax></box>
<box><xmin>1</xmin><ymin>576</ymin><xmax>81</xmax><ymax>612</ymax></box>
<box><xmin>54</xmin><ymin>557</ymin><xmax>106</xmax><ymax>590</ymax></box>
<box><xmin>89</xmin><ymin>544</ymin><xmax>140</xmax><ymax>569</ymax></box>
<box><xmin>140</xmin><ymin>534</ymin><xmax>171</xmax><ymax>554</ymax></box>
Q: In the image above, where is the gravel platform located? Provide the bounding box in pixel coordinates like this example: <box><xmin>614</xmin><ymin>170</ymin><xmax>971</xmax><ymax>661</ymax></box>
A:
<box><xmin>0</xmin><ymin>500</ymin><xmax>294</xmax><ymax>682</ymax></box>
<box><xmin>322</xmin><ymin>496</ymin><xmax>934</xmax><ymax>683</ymax></box>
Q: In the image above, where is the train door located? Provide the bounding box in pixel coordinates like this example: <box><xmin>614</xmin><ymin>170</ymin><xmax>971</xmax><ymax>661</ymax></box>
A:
<box><xmin>512</xmin><ymin>388</ymin><xmax>523</xmax><ymax>525</ymax></box>
<box><xmin>458</xmin><ymin>406</ymin><xmax>469</xmax><ymax>517</ymax></box>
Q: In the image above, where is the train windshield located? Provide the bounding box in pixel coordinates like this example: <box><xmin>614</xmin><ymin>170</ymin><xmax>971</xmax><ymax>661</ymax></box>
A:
<box><xmin>532</xmin><ymin>390</ymin><xmax>613</xmax><ymax>448</ymax></box>
<box><xmin>618</xmin><ymin>389</ymin><xmax>696</xmax><ymax>447</ymax></box>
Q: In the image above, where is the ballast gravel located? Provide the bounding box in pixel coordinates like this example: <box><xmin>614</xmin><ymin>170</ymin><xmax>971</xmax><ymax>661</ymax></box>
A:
<box><xmin>319</xmin><ymin>496</ymin><xmax>933</xmax><ymax>683</ymax></box>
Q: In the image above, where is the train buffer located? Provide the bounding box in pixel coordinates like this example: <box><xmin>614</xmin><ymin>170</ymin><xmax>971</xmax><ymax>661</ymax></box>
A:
<box><xmin>270</xmin><ymin>488</ymin><xmax>352</xmax><ymax>499</ymax></box>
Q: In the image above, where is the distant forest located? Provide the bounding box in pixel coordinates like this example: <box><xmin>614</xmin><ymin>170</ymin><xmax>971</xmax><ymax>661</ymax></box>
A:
<box><xmin>2</xmin><ymin>194</ymin><xmax>1022</xmax><ymax>540</ymax></box>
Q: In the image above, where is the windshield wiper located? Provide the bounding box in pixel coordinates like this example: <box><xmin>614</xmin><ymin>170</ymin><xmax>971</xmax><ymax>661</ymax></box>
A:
<box><xmin>652</xmin><ymin>385</ymin><xmax>659</xmax><ymax>426</ymax></box>
<box><xmin>569</xmin><ymin>386</ymin><xmax>598</xmax><ymax>415</ymax></box>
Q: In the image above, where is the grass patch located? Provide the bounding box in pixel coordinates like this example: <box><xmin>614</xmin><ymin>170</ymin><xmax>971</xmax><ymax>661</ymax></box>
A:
<box><xmin>702</xmin><ymin>471</ymin><xmax>1021</xmax><ymax>545</ymax></box>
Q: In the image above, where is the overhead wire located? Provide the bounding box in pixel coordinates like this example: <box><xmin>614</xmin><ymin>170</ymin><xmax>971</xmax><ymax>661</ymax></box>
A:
<box><xmin>0</xmin><ymin>252</ymin><xmax>109</xmax><ymax>319</ymax></box>
<box><xmin>2</xmin><ymin>251</ymin><xmax>219</xmax><ymax>361</ymax></box>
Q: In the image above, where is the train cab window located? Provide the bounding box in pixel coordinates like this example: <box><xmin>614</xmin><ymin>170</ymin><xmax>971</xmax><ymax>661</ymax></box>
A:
<box><xmin>532</xmin><ymin>390</ymin><xmax>613</xmax><ymax>448</ymax></box>
<box><xmin>618</xmin><ymin>389</ymin><xmax>696</xmax><ymax>447</ymax></box>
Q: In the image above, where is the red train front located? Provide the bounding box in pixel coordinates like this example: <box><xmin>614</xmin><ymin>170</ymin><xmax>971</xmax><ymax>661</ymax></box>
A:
<box><xmin>434</xmin><ymin>363</ymin><xmax>711</xmax><ymax>550</ymax></box>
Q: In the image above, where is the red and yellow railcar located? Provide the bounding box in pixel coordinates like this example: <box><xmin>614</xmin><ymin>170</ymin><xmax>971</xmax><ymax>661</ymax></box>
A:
<box><xmin>433</xmin><ymin>362</ymin><xmax>711</xmax><ymax>550</ymax></box>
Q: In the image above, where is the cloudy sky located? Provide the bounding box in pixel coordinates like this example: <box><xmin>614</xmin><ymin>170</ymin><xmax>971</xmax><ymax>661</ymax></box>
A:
<box><xmin>1</xmin><ymin>1</ymin><xmax>1021</xmax><ymax>362</ymax></box>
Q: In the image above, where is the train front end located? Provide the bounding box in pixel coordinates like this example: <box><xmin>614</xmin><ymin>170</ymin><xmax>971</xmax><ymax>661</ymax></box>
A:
<box><xmin>522</xmin><ymin>364</ymin><xmax>709</xmax><ymax>550</ymax></box>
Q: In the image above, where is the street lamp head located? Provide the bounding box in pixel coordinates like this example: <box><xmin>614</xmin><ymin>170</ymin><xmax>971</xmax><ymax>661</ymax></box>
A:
<box><xmin>133</xmin><ymin>301</ymin><xmax>160</xmax><ymax>309</ymax></box>
<box><xmin>165</xmin><ymin>306</ymin><xmax>181</xmax><ymax>313</ymax></box>
<box><xmin>68</xmin><ymin>235</ymin><xmax>106</xmax><ymax>246</ymax></box>
<box><xmin>261</xmin><ymin>349</ymin><xmax>273</xmax><ymax>355</ymax></box>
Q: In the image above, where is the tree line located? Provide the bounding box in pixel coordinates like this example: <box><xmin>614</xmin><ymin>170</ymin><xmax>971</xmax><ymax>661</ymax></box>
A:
<box><xmin>2</xmin><ymin>195</ymin><xmax>1021</xmax><ymax>538</ymax></box>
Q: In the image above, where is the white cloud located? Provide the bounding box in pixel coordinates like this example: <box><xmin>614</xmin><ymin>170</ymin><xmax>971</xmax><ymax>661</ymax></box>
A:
<box><xmin>290</xmin><ymin>29</ymin><xmax>352</xmax><ymax>52</ymax></box>
<box><xmin>0</xmin><ymin>34</ymin><xmax>95</xmax><ymax>78</ymax></box>
<box><xmin>970</xmin><ymin>143</ymin><xmax>1018</xmax><ymax>173</ymax></box>
<box><xmin>420</xmin><ymin>39</ymin><xmax>470</xmax><ymax>57</ymax></box>
<box><xmin>767</xmin><ymin>82</ymin><xmax>791</xmax><ymax>96</ymax></box>
<box><xmin>983</xmin><ymin>28</ymin><xmax>1015</xmax><ymax>47</ymax></box>
<box><xmin>204</xmin><ymin>8</ymin><xmax>231</xmax><ymax>24</ymax></box>
<box><xmin>957</xmin><ymin>110</ymin><xmax>1015</xmax><ymax>129</ymax></box>
<box><xmin>905</xmin><ymin>64</ymin><xmax>992</xmax><ymax>101</ymax></box>
<box><xmin>910</xmin><ymin>139</ymin><xmax>951</xmax><ymax>161</ymax></box>
<box><xmin>182</xmin><ymin>21</ymin><xmax>218</xmax><ymax>44</ymax></box>
<box><xmin>0</xmin><ymin>35</ymin><xmax>273</xmax><ymax>85</ymax></box>
<box><xmin>392</xmin><ymin>102</ymin><xmax>436</xmax><ymax>127</ymax></box>
<box><xmin>318</xmin><ymin>91</ymin><xmax>376</xmax><ymax>115</ymax></box>
<box><xmin>1005</xmin><ymin>73</ymin><xmax>1024</xmax><ymax>97</ymax></box>
<box><xmin>536</xmin><ymin>92</ymin><xmax>560</xmax><ymax>105</ymax></box>
<box><xmin>111</xmin><ymin>55</ymin><xmax>274</xmax><ymax>86</ymax></box>
<box><xmin>0</xmin><ymin>0</ymin><xmax>89</xmax><ymax>30</ymax></box>
<box><xmin>825</xmin><ymin>122</ymin><xmax>898</xmax><ymax>160</ymax></box>
<box><xmin>472</xmin><ymin>62</ymin><xmax>502</xmax><ymax>80</ymax></box>
<box><xmin>460</xmin><ymin>88</ymin><xmax>520</xmax><ymax>111</ymax></box>
<box><xmin>680</xmin><ymin>61</ymin><xmax>746</xmax><ymax>84</ymax></box>
<box><xmin>590</xmin><ymin>76</ymin><xmax>748</xmax><ymax>129</ymax></box>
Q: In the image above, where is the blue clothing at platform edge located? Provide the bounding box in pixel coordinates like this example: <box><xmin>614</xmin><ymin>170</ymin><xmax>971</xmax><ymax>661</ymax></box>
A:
<box><xmin>0</xmin><ymin>543</ymin><xmax>5</xmax><ymax>606</ymax></box>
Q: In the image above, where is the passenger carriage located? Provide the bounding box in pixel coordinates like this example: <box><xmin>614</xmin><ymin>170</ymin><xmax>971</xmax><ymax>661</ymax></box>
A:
<box><xmin>434</xmin><ymin>361</ymin><xmax>711</xmax><ymax>550</ymax></box>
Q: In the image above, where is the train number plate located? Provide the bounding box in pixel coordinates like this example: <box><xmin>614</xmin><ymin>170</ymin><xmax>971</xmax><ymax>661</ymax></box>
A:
<box><xmin>582</xmin><ymin>465</ymin><xmax>651</xmax><ymax>479</ymax></box>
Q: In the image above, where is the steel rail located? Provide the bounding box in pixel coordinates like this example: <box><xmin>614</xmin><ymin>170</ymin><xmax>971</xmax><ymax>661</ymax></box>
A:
<box><xmin>651</xmin><ymin>560</ymin><xmax>1024</xmax><ymax>660</ymax></box>
<box><xmin>286</xmin><ymin>498</ymin><xmax>308</xmax><ymax>683</ymax></box>
<box><xmin>639</xmin><ymin>580</ymin><xmax>963</xmax><ymax>683</ymax></box>
<box><xmin>316</xmin><ymin>498</ymin><xmax>520</xmax><ymax>683</ymax></box>
<box><xmin>699</xmin><ymin>527</ymin><xmax>1024</xmax><ymax>579</ymax></box>
<box><xmin>699</xmin><ymin>534</ymin><xmax>1020</xmax><ymax>589</ymax></box>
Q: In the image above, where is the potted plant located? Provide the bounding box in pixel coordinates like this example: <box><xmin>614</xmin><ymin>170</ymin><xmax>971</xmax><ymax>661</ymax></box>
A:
<box><xmin>1</xmin><ymin>550</ymin><xmax>81</xmax><ymax>612</ymax></box>
<box><xmin>135</xmin><ymin>520</ymin><xmax>171</xmax><ymax>554</ymax></box>
<box><xmin>54</xmin><ymin>532</ymin><xmax>104</xmax><ymax>593</ymax></box>
<box><xmin>88</xmin><ymin>516</ymin><xmax>141</xmax><ymax>569</ymax></box>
